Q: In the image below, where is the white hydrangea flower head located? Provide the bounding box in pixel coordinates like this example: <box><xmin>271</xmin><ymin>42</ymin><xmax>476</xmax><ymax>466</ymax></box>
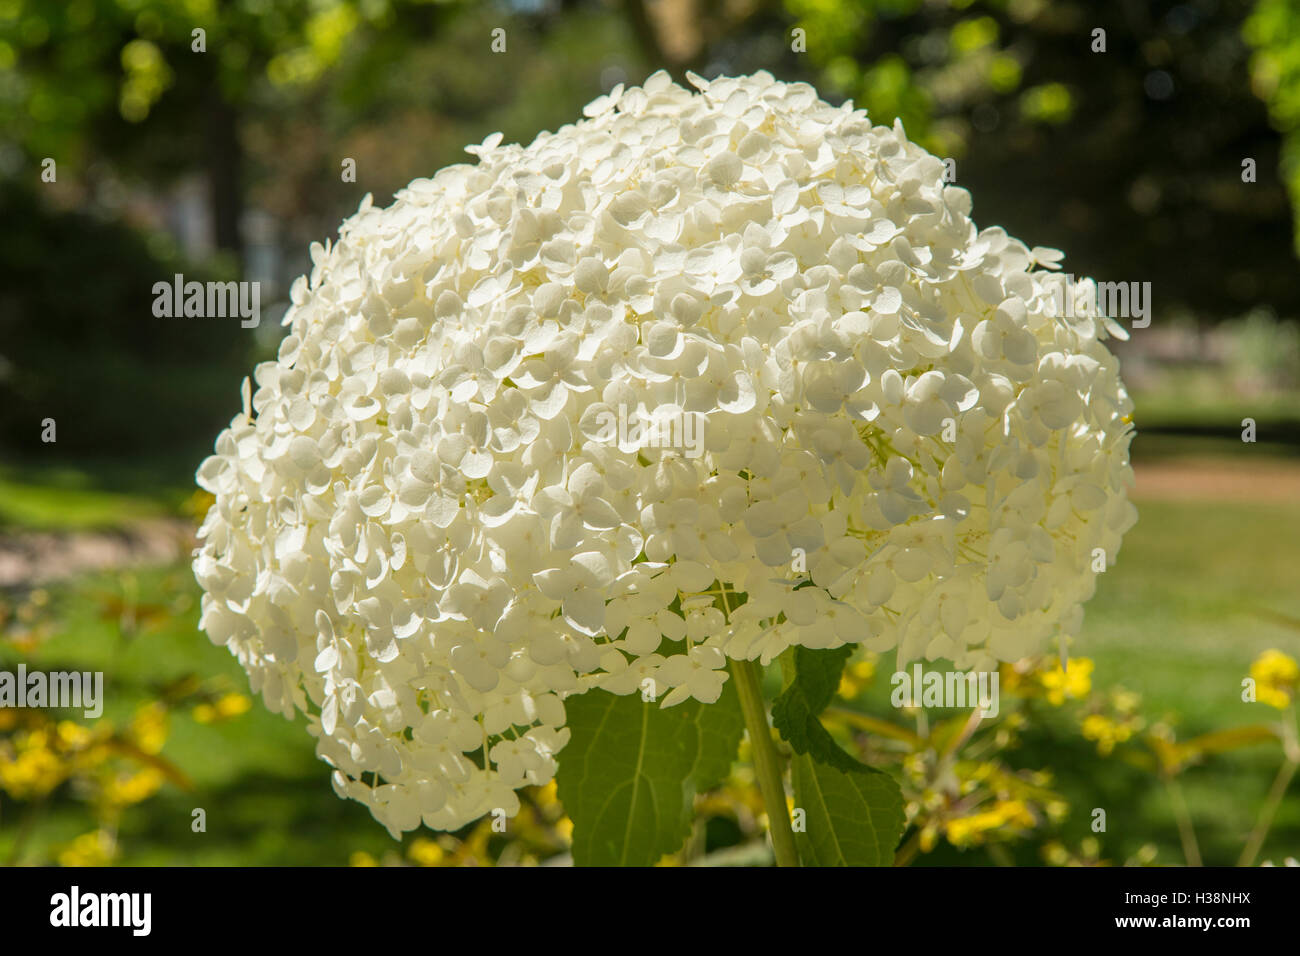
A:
<box><xmin>194</xmin><ymin>69</ymin><xmax>1137</xmax><ymax>836</ymax></box>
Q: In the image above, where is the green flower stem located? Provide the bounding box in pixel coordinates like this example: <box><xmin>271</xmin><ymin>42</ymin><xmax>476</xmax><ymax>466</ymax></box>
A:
<box><xmin>730</xmin><ymin>657</ymin><xmax>800</xmax><ymax>867</ymax></box>
<box><xmin>1164</xmin><ymin>775</ymin><xmax>1202</xmax><ymax>867</ymax></box>
<box><xmin>1239</xmin><ymin>710</ymin><xmax>1300</xmax><ymax>867</ymax></box>
<box><xmin>1238</xmin><ymin>756</ymin><xmax>1298</xmax><ymax>867</ymax></box>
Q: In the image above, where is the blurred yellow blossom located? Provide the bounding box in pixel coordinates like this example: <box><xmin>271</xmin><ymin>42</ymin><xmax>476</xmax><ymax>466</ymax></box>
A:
<box><xmin>1111</xmin><ymin>687</ymin><xmax>1142</xmax><ymax>715</ymax></box>
<box><xmin>183</xmin><ymin>489</ymin><xmax>217</xmax><ymax>523</ymax></box>
<box><xmin>407</xmin><ymin>837</ymin><xmax>445</xmax><ymax>867</ymax></box>
<box><xmin>1082</xmin><ymin>713</ymin><xmax>1137</xmax><ymax>755</ymax></box>
<box><xmin>1040</xmin><ymin>658</ymin><xmax>1093</xmax><ymax>705</ymax></box>
<box><xmin>1001</xmin><ymin>657</ymin><xmax>1094</xmax><ymax>705</ymax></box>
<box><xmin>919</xmin><ymin>825</ymin><xmax>939</xmax><ymax>853</ymax></box>
<box><xmin>837</xmin><ymin>656</ymin><xmax>878</xmax><ymax>699</ymax></box>
<box><xmin>1250</xmin><ymin>649</ymin><xmax>1299</xmax><ymax>709</ymax></box>
<box><xmin>0</xmin><ymin>727</ymin><xmax>66</xmax><ymax>798</ymax></box>
<box><xmin>128</xmin><ymin>703</ymin><xmax>168</xmax><ymax>755</ymax></box>
<box><xmin>102</xmin><ymin>767</ymin><xmax>164</xmax><ymax>808</ymax></box>
<box><xmin>945</xmin><ymin>799</ymin><xmax>1036</xmax><ymax>847</ymax></box>
<box><xmin>57</xmin><ymin>829</ymin><xmax>116</xmax><ymax>867</ymax></box>
<box><xmin>55</xmin><ymin>720</ymin><xmax>93</xmax><ymax>749</ymax></box>
<box><xmin>193</xmin><ymin>692</ymin><xmax>252</xmax><ymax>724</ymax></box>
<box><xmin>555</xmin><ymin>816</ymin><xmax>573</xmax><ymax>843</ymax></box>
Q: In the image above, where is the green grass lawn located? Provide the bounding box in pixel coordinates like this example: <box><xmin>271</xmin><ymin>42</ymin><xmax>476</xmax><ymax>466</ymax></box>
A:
<box><xmin>1067</xmin><ymin>497</ymin><xmax>1300</xmax><ymax>866</ymax></box>
<box><xmin>1084</xmin><ymin>498</ymin><xmax>1300</xmax><ymax>721</ymax></box>
<box><xmin>1129</xmin><ymin>382</ymin><xmax>1300</xmax><ymax>434</ymax></box>
<box><xmin>0</xmin><ymin>471</ymin><xmax>166</xmax><ymax>532</ymax></box>
<box><xmin>0</xmin><ymin>459</ymin><xmax>194</xmax><ymax>532</ymax></box>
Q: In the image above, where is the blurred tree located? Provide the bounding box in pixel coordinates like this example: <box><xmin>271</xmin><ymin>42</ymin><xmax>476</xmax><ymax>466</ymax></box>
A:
<box><xmin>768</xmin><ymin>0</ymin><xmax>1300</xmax><ymax>321</ymax></box>
<box><xmin>0</xmin><ymin>183</ymin><xmax>249</xmax><ymax>463</ymax></box>
<box><xmin>0</xmin><ymin>0</ymin><xmax>650</xmax><ymax>267</ymax></box>
<box><xmin>0</xmin><ymin>0</ymin><xmax>648</xmax><ymax>464</ymax></box>
<box><xmin>1245</xmin><ymin>0</ymin><xmax>1300</xmax><ymax>254</ymax></box>
<box><xmin>2</xmin><ymin>0</ymin><xmax>1294</xmax><ymax>327</ymax></box>
<box><xmin>0</xmin><ymin>0</ymin><xmax>473</xmax><ymax>264</ymax></box>
<box><xmin>0</xmin><ymin>0</ymin><xmax>430</xmax><ymax>461</ymax></box>
<box><xmin>251</xmin><ymin>0</ymin><xmax>646</xmax><ymax>264</ymax></box>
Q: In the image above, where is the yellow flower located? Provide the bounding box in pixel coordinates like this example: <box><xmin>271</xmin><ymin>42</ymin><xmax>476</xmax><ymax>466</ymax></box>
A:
<box><xmin>349</xmin><ymin>851</ymin><xmax>378</xmax><ymax>867</ymax></box>
<box><xmin>998</xmin><ymin>799</ymin><xmax>1035</xmax><ymax>827</ymax></box>
<box><xmin>837</xmin><ymin>657</ymin><xmax>877</xmax><ymax>699</ymax></box>
<box><xmin>1039</xmin><ymin>657</ymin><xmax>1093</xmax><ymax>706</ymax></box>
<box><xmin>193</xmin><ymin>692</ymin><xmax>252</xmax><ymax>725</ymax></box>
<box><xmin>0</xmin><ymin>730</ymin><xmax>66</xmax><ymax>798</ymax></box>
<box><xmin>944</xmin><ymin>799</ymin><xmax>1035</xmax><ymax>847</ymax></box>
<box><xmin>1110</xmin><ymin>688</ymin><xmax>1142</xmax><ymax>715</ymax></box>
<box><xmin>1250</xmin><ymin>650</ymin><xmax>1299</xmax><ymax>709</ymax></box>
<box><xmin>1081</xmin><ymin>713</ymin><xmax>1135</xmax><ymax>755</ymax></box>
<box><xmin>184</xmin><ymin>489</ymin><xmax>217</xmax><ymax>522</ymax></box>
<box><xmin>533</xmin><ymin>779</ymin><xmax>559</xmax><ymax>808</ymax></box>
<box><xmin>102</xmin><ymin>767</ymin><xmax>164</xmax><ymax>807</ymax></box>
<box><xmin>458</xmin><ymin>818</ymin><xmax>494</xmax><ymax>863</ymax></box>
<box><xmin>999</xmin><ymin>661</ymin><xmax>1028</xmax><ymax>695</ymax></box>
<box><xmin>54</xmin><ymin>723</ymin><xmax>92</xmax><ymax>749</ymax></box>
<box><xmin>919</xmin><ymin>825</ymin><xmax>939</xmax><ymax>853</ymax></box>
<box><xmin>555</xmin><ymin>815</ymin><xmax>574</xmax><ymax>842</ymax></box>
<box><xmin>408</xmin><ymin>837</ymin><xmax>445</xmax><ymax>867</ymax></box>
<box><xmin>216</xmin><ymin>693</ymin><xmax>251</xmax><ymax>718</ymax></box>
<box><xmin>58</xmin><ymin>829</ymin><xmax>115</xmax><ymax>867</ymax></box>
<box><xmin>944</xmin><ymin>817</ymin><xmax>980</xmax><ymax>846</ymax></box>
<box><xmin>129</xmin><ymin>703</ymin><xmax>168</xmax><ymax>754</ymax></box>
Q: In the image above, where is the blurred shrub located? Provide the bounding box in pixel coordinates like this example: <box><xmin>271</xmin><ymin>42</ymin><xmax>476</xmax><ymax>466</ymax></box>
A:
<box><xmin>1223</xmin><ymin>308</ymin><xmax>1300</xmax><ymax>393</ymax></box>
<box><xmin>0</xmin><ymin>185</ymin><xmax>254</xmax><ymax>466</ymax></box>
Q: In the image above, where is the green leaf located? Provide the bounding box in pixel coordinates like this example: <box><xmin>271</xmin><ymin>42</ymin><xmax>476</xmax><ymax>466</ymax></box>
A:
<box><xmin>774</xmin><ymin>646</ymin><xmax>907</xmax><ymax>864</ymax></box>
<box><xmin>791</xmin><ymin>752</ymin><xmax>907</xmax><ymax>866</ymax></box>
<box><xmin>771</xmin><ymin>645</ymin><xmax>867</xmax><ymax>772</ymax></box>
<box><xmin>778</xmin><ymin>645</ymin><xmax>852</xmax><ymax>717</ymax></box>
<box><xmin>557</xmin><ymin>680</ymin><xmax>744</xmax><ymax>866</ymax></box>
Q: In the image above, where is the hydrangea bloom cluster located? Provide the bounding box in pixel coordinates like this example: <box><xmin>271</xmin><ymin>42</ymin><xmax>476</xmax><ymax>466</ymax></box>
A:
<box><xmin>194</xmin><ymin>70</ymin><xmax>1137</xmax><ymax>836</ymax></box>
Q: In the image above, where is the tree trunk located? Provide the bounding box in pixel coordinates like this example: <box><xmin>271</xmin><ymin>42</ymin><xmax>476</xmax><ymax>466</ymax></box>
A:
<box><xmin>205</xmin><ymin>80</ymin><xmax>243</xmax><ymax>267</ymax></box>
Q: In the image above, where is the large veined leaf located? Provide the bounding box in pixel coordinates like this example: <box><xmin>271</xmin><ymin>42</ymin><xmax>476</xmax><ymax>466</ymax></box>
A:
<box><xmin>791</xmin><ymin>752</ymin><xmax>907</xmax><ymax>866</ymax></box>
<box><xmin>774</xmin><ymin>646</ymin><xmax>907</xmax><ymax>865</ymax></box>
<box><xmin>772</xmin><ymin>645</ymin><xmax>868</xmax><ymax>773</ymax></box>
<box><xmin>557</xmin><ymin>681</ymin><xmax>744</xmax><ymax>866</ymax></box>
